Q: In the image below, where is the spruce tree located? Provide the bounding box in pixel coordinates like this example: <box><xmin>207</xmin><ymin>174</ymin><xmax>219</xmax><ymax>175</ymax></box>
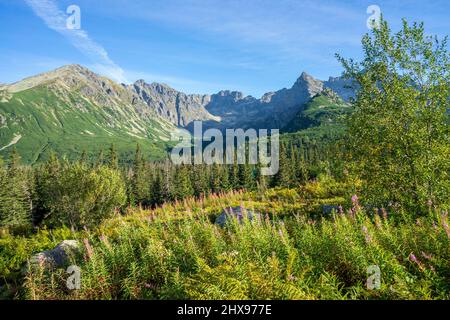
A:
<box><xmin>95</xmin><ymin>149</ymin><xmax>104</xmax><ymax>168</ymax></box>
<box><xmin>79</xmin><ymin>150</ymin><xmax>88</xmax><ymax>165</ymax></box>
<box><xmin>132</xmin><ymin>144</ymin><xmax>149</xmax><ymax>205</ymax></box>
<box><xmin>151</xmin><ymin>171</ymin><xmax>164</xmax><ymax>205</ymax></box>
<box><xmin>238</xmin><ymin>163</ymin><xmax>254</xmax><ymax>190</ymax></box>
<box><xmin>173</xmin><ymin>165</ymin><xmax>194</xmax><ymax>200</ymax></box>
<box><xmin>0</xmin><ymin>148</ymin><xmax>31</xmax><ymax>229</ymax></box>
<box><xmin>192</xmin><ymin>164</ymin><xmax>208</xmax><ymax>196</ymax></box>
<box><xmin>107</xmin><ymin>144</ymin><xmax>119</xmax><ymax>170</ymax></box>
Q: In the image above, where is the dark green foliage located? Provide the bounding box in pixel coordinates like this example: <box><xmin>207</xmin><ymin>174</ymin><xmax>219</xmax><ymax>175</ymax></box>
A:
<box><xmin>173</xmin><ymin>165</ymin><xmax>194</xmax><ymax>200</ymax></box>
<box><xmin>107</xmin><ymin>144</ymin><xmax>119</xmax><ymax>170</ymax></box>
<box><xmin>191</xmin><ymin>164</ymin><xmax>209</xmax><ymax>196</ymax></box>
<box><xmin>0</xmin><ymin>149</ymin><xmax>32</xmax><ymax>229</ymax></box>
<box><xmin>130</xmin><ymin>144</ymin><xmax>150</xmax><ymax>205</ymax></box>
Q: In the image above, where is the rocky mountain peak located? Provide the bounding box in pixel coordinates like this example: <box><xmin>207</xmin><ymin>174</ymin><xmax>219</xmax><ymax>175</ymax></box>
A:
<box><xmin>215</xmin><ymin>90</ymin><xmax>246</xmax><ymax>101</ymax></box>
<box><xmin>292</xmin><ymin>72</ymin><xmax>323</xmax><ymax>94</ymax></box>
<box><xmin>323</xmin><ymin>76</ymin><xmax>356</xmax><ymax>102</ymax></box>
<box><xmin>1</xmin><ymin>64</ymin><xmax>357</xmax><ymax>131</ymax></box>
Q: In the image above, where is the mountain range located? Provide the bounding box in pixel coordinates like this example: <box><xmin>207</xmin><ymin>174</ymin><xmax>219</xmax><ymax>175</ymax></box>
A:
<box><xmin>0</xmin><ymin>64</ymin><xmax>355</xmax><ymax>164</ymax></box>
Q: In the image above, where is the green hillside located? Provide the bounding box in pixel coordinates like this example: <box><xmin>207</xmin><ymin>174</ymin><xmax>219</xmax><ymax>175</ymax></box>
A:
<box><xmin>283</xmin><ymin>89</ymin><xmax>352</xmax><ymax>139</ymax></box>
<box><xmin>0</xmin><ymin>66</ymin><xmax>175</xmax><ymax>164</ymax></box>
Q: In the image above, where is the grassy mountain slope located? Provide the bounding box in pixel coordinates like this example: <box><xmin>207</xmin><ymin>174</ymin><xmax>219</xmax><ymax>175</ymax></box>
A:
<box><xmin>0</xmin><ymin>65</ymin><xmax>176</xmax><ymax>164</ymax></box>
<box><xmin>282</xmin><ymin>89</ymin><xmax>352</xmax><ymax>142</ymax></box>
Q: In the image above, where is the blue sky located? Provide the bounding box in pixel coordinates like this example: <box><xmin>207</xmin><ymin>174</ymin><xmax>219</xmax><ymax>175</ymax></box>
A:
<box><xmin>0</xmin><ymin>0</ymin><xmax>449</xmax><ymax>97</ymax></box>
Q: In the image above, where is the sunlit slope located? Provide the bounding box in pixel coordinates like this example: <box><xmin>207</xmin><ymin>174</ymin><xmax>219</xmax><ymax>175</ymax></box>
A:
<box><xmin>0</xmin><ymin>65</ymin><xmax>176</xmax><ymax>163</ymax></box>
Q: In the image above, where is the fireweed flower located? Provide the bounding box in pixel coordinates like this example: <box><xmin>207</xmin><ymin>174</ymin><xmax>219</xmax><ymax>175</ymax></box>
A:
<box><xmin>362</xmin><ymin>226</ymin><xmax>372</xmax><ymax>243</ymax></box>
<box><xmin>409</xmin><ymin>253</ymin><xmax>424</xmax><ymax>270</ymax></box>
<box><xmin>409</xmin><ymin>253</ymin><xmax>418</xmax><ymax>263</ymax></box>
<box><xmin>442</xmin><ymin>221</ymin><xmax>450</xmax><ymax>239</ymax></box>
<box><xmin>351</xmin><ymin>195</ymin><xmax>361</xmax><ymax>215</ymax></box>
<box><xmin>421</xmin><ymin>252</ymin><xmax>433</xmax><ymax>260</ymax></box>
<box><xmin>83</xmin><ymin>238</ymin><xmax>94</xmax><ymax>260</ymax></box>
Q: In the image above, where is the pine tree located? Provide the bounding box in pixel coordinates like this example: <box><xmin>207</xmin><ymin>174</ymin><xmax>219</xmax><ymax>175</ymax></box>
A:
<box><xmin>296</xmin><ymin>147</ymin><xmax>309</xmax><ymax>184</ymax></box>
<box><xmin>173</xmin><ymin>165</ymin><xmax>194</xmax><ymax>200</ymax></box>
<box><xmin>220</xmin><ymin>164</ymin><xmax>230</xmax><ymax>192</ymax></box>
<box><xmin>0</xmin><ymin>148</ymin><xmax>31</xmax><ymax>229</ymax></box>
<box><xmin>151</xmin><ymin>171</ymin><xmax>164</xmax><ymax>205</ymax></box>
<box><xmin>8</xmin><ymin>147</ymin><xmax>20</xmax><ymax>171</ymax></box>
<box><xmin>228</xmin><ymin>157</ymin><xmax>239</xmax><ymax>190</ymax></box>
<box><xmin>131</xmin><ymin>144</ymin><xmax>149</xmax><ymax>205</ymax></box>
<box><xmin>238</xmin><ymin>163</ymin><xmax>254</xmax><ymax>190</ymax></box>
<box><xmin>32</xmin><ymin>153</ymin><xmax>61</xmax><ymax>225</ymax></box>
<box><xmin>255</xmin><ymin>161</ymin><xmax>268</xmax><ymax>192</ymax></box>
<box><xmin>273</xmin><ymin>145</ymin><xmax>291</xmax><ymax>188</ymax></box>
<box><xmin>79</xmin><ymin>150</ymin><xmax>88</xmax><ymax>165</ymax></box>
<box><xmin>107</xmin><ymin>144</ymin><xmax>119</xmax><ymax>170</ymax></box>
<box><xmin>210</xmin><ymin>164</ymin><xmax>222</xmax><ymax>193</ymax></box>
<box><xmin>192</xmin><ymin>164</ymin><xmax>208</xmax><ymax>196</ymax></box>
<box><xmin>95</xmin><ymin>149</ymin><xmax>104</xmax><ymax>168</ymax></box>
<box><xmin>161</xmin><ymin>162</ymin><xmax>174</xmax><ymax>202</ymax></box>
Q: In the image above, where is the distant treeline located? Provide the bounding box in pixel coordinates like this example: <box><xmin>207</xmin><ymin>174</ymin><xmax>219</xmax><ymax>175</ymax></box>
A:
<box><xmin>0</xmin><ymin>137</ymin><xmax>340</xmax><ymax>231</ymax></box>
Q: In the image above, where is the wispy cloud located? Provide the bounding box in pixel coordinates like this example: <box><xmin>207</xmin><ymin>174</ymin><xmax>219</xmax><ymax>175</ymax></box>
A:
<box><xmin>98</xmin><ymin>0</ymin><xmax>364</xmax><ymax>62</ymax></box>
<box><xmin>24</xmin><ymin>0</ymin><xmax>127</xmax><ymax>83</ymax></box>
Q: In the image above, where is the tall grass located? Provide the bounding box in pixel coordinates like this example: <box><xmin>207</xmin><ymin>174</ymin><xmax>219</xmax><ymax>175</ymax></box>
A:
<box><xmin>18</xmin><ymin>183</ymin><xmax>449</xmax><ymax>300</ymax></box>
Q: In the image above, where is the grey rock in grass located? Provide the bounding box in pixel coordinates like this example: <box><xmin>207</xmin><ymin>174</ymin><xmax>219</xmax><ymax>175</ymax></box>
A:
<box><xmin>322</xmin><ymin>205</ymin><xmax>341</xmax><ymax>215</ymax></box>
<box><xmin>215</xmin><ymin>206</ymin><xmax>260</xmax><ymax>227</ymax></box>
<box><xmin>26</xmin><ymin>240</ymin><xmax>80</xmax><ymax>273</ymax></box>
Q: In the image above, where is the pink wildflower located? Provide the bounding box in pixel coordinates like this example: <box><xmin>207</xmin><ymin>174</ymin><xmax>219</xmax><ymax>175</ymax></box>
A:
<box><xmin>362</xmin><ymin>226</ymin><xmax>372</xmax><ymax>243</ymax></box>
<box><xmin>421</xmin><ymin>252</ymin><xmax>433</xmax><ymax>261</ymax></box>
<box><xmin>83</xmin><ymin>238</ymin><xmax>94</xmax><ymax>260</ymax></box>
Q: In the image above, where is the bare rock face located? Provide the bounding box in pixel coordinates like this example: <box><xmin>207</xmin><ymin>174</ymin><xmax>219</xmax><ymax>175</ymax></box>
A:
<box><xmin>192</xmin><ymin>72</ymin><xmax>329</xmax><ymax>131</ymax></box>
<box><xmin>127</xmin><ymin>71</ymin><xmax>352</xmax><ymax>132</ymax></box>
<box><xmin>26</xmin><ymin>240</ymin><xmax>81</xmax><ymax>272</ymax></box>
<box><xmin>324</xmin><ymin>76</ymin><xmax>357</xmax><ymax>102</ymax></box>
<box><xmin>266</xmin><ymin>72</ymin><xmax>324</xmax><ymax>127</ymax></box>
<box><xmin>1</xmin><ymin>64</ymin><xmax>357</xmax><ymax>142</ymax></box>
<box><xmin>129</xmin><ymin>80</ymin><xmax>219</xmax><ymax>126</ymax></box>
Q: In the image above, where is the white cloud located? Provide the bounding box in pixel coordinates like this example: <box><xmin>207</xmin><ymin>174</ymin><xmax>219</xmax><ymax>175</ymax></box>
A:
<box><xmin>100</xmin><ymin>0</ymin><xmax>364</xmax><ymax>58</ymax></box>
<box><xmin>24</xmin><ymin>0</ymin><xmax>127</xmax><ymax>83</ymax></box>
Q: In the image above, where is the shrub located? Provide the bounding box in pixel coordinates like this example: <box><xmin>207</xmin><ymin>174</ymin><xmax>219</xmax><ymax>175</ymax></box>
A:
<box><xmin>36</xmin><ymin>163</ymin><xmax>126</xmax><ymax>228</ymax></box>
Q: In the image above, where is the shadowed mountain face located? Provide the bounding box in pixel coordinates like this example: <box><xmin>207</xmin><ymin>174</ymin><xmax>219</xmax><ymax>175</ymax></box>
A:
<box><xmin>0</xmin><ymin>64</ymin><xmax>356</xmax><ymax>163</ymax></box>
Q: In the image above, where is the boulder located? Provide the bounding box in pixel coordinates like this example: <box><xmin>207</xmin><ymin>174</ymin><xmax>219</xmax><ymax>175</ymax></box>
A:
<box><xmin>26</xmin><ymin>240</ymin><xmax>80</xmax><ymax>272</ymax></box>
<box><xmin>322</xmin><ymin>205</ymin><xmax>341</xmax><ymax>215</ymax></box>
<box><xmin>215</xmin><ymin>206</ymin><xmax>260</xmax><ymax>227</ymax></box>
